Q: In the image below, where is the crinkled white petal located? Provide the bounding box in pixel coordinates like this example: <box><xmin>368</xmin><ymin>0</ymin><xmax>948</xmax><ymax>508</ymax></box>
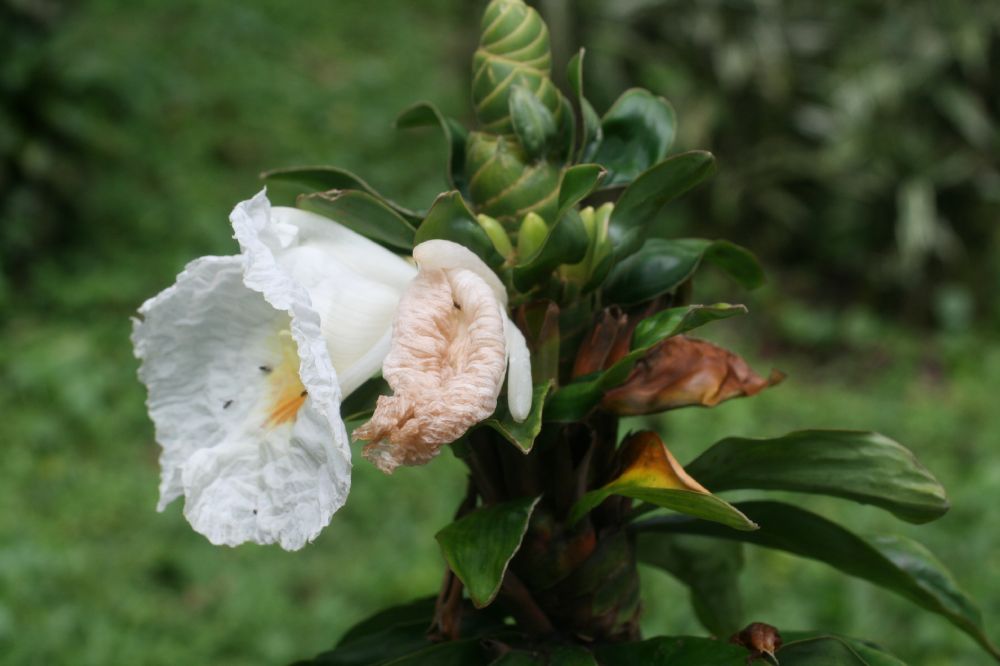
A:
<box><xmin>132</xmin><ymin>255</ymin><xmax>351</xmax><ymax>551</ymax></box>
<box><xmin>231</xmin><ymin>190</ymin><xmax>415</xmax><ymax>396</ymax></box>
<box><xmin>504</xmin><ymin>316</ymin><xmax>532</xmax><ymax>422</ymax></box>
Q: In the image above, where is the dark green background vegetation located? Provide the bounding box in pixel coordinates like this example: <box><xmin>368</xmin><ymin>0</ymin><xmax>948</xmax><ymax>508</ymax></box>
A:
<box><xmin>1</xmin><ymin>0</ymin><xmax>996</xmax><ymax>663</ymax></box>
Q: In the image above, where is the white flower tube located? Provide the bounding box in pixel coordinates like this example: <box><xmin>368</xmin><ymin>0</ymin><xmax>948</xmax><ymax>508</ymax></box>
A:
<box><xmin>355</xmin><ymin>240</ymin><xmax>533</xmax><ymax>473</ymax></box>
<box><xmin>132</xmin><ymin>190</ymin><xmax>415</xmax><ymax>550</ymax></box>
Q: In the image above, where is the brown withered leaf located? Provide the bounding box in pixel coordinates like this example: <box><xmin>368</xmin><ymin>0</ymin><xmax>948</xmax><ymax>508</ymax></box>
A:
<box><xmin>572</xmin><ymin>306</ymin><xmax>627</xmax><ymax>378</ymax></box>
<box><xmin>601</xmin><ymin>336</ymin><xmax>784</xmax><ymax>416</ymax></box>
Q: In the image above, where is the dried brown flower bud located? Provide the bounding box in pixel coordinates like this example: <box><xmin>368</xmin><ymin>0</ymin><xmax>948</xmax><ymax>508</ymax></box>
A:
<box><xmin>730</xmin><ymin>622</ymin><xmax>783</xmax><ymax>663</ymax></box>
<box><xmin>602</xmin><ymin>336</ymin><xmax>783</xmax><ymax>415</ymax></box>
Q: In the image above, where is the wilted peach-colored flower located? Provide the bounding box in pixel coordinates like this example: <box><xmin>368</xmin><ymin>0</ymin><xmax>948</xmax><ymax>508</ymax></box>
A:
<box><xmin>355</xmin><ymin>240</ymin><xmax>531</xmax><ymax>473</ymax></box>
<box><xmin>602</xmin><ymin>336</ymin><xmax>783</xmax><ymax>415</ymax></box>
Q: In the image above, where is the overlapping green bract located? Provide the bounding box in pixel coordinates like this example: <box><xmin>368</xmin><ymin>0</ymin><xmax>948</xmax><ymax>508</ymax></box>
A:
<box><xmin>282</xmin><ymin>1</ymin><xmax>994</xmax><ymax>663</ymax></box>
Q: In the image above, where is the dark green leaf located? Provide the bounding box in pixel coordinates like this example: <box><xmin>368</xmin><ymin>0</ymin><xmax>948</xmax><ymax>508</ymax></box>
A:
<box><xmin>509</xmin><ymin>85</ymin><xmax>557</xmax><ymax>160</ymax></box>
<box><xmin>482</xmin><ymin>380</ymin><xmax>554</xmax><ymax>453</ymax></box>
<box><xmin>549</xmin><ymin>645</ymin><xmax>598</xmax><ymax>665</ymax></box>
<box><xmin>415</xmin><ymin>191</ymin><xmax>506</xmax><ymax>271</ymax></box>
<box><xmin>512</xmin><ymin>208</ymin><xmax>588</xmax><ymax>291</ymax></box>
<box><xmin>630</xmin><ymin>303</ymin><xmax>747</xmax><ymax>351</ymax></box>
<box><xmin>298</xmin><ymin>190</ymin><xmax>416</xmax><ymax>252</ymax></box>
<box><xmin>604</xmin><ymin>238</ymin><xmax>764</xmax><ymax>307</ymax></box>
<box><xmin>567</xmin><ymin>49</ymin><xmax>602</xmax><ymax>163</ymax></box>
<box><xmin>298</xmin><ymin>597</ymin><xmax>434</xmax><ymax>665</ymax></box>
<box><xmin>555</xmin><ymin>92</ymin><xmax>577</xmax><ymax>164</ymax></box>
<box><xmin>592</xmin><ymin>88</ymin><xmax>676</xmax><ymax>187</ymax></box>
<box><xmin>635</xmin><ymin>501</ymin><xmax>1000</xmax><ymax>659</ymax></box>
<box><xmin>546</xmin><ymin>304</ymin><xmax>745</xmax><ymax>422</ymax></box>
<box><xmin>380</xmin><ymin>639</ymin><xmax>487</xmax><ymax>665</ymax></box>
<box><xmin>557</xmin><ymin>164</ymin><xmax>606</xmax><ymax>216</ymax></box>
<box><xmin>436</xmin><ymin>497</ymin><xmax>540</xmax><ymax>608</ymax></box>
<box><xmin>687</xmin><ymin>430</ymin><xmax>950</xmax><ymax>524</ymax></box>
<box><xmin>594</xmin><ymin>636</ymin><xmax>748</xmax><ymax>665</ymax></box>
<box><xmin>608</xmin><ymin>151</ymin><xmax>717</xmax><ymax>258</ymax></box>
<box><xmin>396</xmin><ymin>101</ymin><xmax>468</xmax><ymax>194</ymax></box>
<box><xmin>637</xmin><ymin>535</ymin><xmax>744</xmax><ymax>637</ymax></box>
<box><xmin>489</xmin><ymin>651</ymin><xmax>544</xmax><ymax>666</ymax></box>
<box><xmin>260</xmin><ymin>165</ymin><xmax>421</xmax><ymax>222</ymax></box>
<box><xmin>777</xmin><ymin>633</ymin><xmax>907</xmax><ymax>665</ymax></box>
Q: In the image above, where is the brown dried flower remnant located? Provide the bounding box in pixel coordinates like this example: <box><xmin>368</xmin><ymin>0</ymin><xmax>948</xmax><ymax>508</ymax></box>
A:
<box><xmin>602</xmin><ymin>336</ymin><xmax>784</xmax><ymax>415</ymax></box>
<box><xmin>730</xmin><ymin>622</ymin><xmax>783</xmax><ymax>664</ymax></box>
<box><xmin>354</xmin><ymin>246</ymin><xmax>509</xmax><ymax>473</ymax></box>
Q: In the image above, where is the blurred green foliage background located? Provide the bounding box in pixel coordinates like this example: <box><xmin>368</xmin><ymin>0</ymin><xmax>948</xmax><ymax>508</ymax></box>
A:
<box><xmin>0</xmin><ymin>0</ymin><xmax>997</xmax><ymax>664</ymax></box>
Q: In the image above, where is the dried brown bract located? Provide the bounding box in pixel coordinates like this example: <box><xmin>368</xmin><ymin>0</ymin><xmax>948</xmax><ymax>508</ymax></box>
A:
<box><xmin>602</xmin><ymin>336</ymin><xmax>784</xmax><ymax>415</ymax></box>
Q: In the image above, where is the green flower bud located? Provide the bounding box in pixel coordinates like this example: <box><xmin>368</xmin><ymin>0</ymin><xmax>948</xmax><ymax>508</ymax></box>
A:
<box><xmin>473</xmin><ymin>0</ymin><xmax>561</xmax><ymax>135</ymax></box>
<box><xmin>517</xmin><ymin>211</ymin><xmax>548</xmax><ymax>262</ymax></box>
<box><xmin>560</xmin><ymin>202</ymin><xmax>615</xmax><ymax>285</ymax></box>
<box><xmin>476</xmin><ymin>213</ymin><xmax>514</xmax><ymax>258</ymax></box>
<box><xmin>466</xmin><ymin>131</ymin><xmax>560</xmax><ymax>227</ymax></box>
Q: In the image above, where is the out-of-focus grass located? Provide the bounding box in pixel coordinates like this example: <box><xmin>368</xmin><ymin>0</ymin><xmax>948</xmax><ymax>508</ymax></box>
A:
<box><xmin>1</xmin><ymin>1</ymin><xmax>997</xmax><ymax>665</ymax></box>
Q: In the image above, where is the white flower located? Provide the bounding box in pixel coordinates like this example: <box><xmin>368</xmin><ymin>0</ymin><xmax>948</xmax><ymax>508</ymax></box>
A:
<box><xmin>132</xmin><ymin>190</ymin><xmax>416</xmax><ymax>550</ymax></box>
<box><xmin>355</xmin><ymin>239</ymin><xmax>533</xmax><ymax>473</ymax></box>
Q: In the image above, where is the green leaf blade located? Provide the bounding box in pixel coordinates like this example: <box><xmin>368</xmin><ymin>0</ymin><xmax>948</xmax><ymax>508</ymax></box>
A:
<box><xmin>686</xmin><ymin>430</ymin><xmax>950</xmax><ymax>524</ymax></box>
<box><xmin>298</xmin><ymin>190</ymin><xmax>416</xmax><ymax>252</ymax></box>
<box><xmin>415</xmin><ymin>191</ymin><xmax>506</xmax><ymax>271</ymax></box>
<box><xmin>482</xmin><ymin>380</ymin><xmax>554</xmax><ymax>453</ymax></box>
<box><xmin>591</xmin><ymin>88</ymin><xmax>677</xmax><ymax>187</ymax></box>
<box><xmin>595</xmin><ymin>636</ymin><xmax>749</xmax><ymax>665</ymax></box>
<box><xmin>261</xmin><ymin>165</ymin><xmax>421</xmax><ymax>222</ymax></box>
<box><xmin>608</xmin><ymin>151</ymin><xmax>716</xmax><ymax>258</ymax></box>
<box><xmin>604</xmin><ymin>238</ymin><xmax>764</xmax><ymax>307</ymax></box>
<box><xmin>635</xmin><ymin>501</ymin><xmax>1000</xmax><ymax>659</ymax></box>
<box><xmin>435</xmin><ymin>497</ymin><xmax>541</xmax><ymax>608</ymax></box>
<box><xmin>395</xmin><ymin>101</ymin><xmax>468</xmax><ymax>194</ymax></box>
<box><xmin>512</xmin><ymin>208</ymin><xmax>589</xmax><ymax>291</ymax></box>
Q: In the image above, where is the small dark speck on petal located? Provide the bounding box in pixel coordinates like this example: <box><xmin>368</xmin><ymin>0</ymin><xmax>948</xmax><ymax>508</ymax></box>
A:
<box><xmin>300</xmin><ymin>390</ymin><xmax>308</xmax><ymax>397</ymax></box>
<box><xmin>259</xmin><ymin>365</ymin><xmax>272</xmax><ymax>374</ymax></box>
<box><xmin>453</xmin><ymin>301</ymin><xmax>462</xmax><ymax>310</ymax></box>
<box><xmin>252</xmin><ymin>509</ymin><xmax>258</xmax><ymax>515</ymax></box>
<box><xmin>223</xmin><ymin>399</ymin><xmax>233</xmax><ymax>409</ymax></box>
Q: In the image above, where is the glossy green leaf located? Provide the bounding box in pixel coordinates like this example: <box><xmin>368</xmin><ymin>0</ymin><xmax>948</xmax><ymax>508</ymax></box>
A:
<box><xmin>396</xmin><ymin>101</ymin><xmax>468</xmax><ymax>194</ymax></box>
<box><xmin>298</xmin><ymin>190</ymin><xmax>416</xmax><ymax>252</ymax></box>
<box><xmin>555</xmin><ymin>92</ymin><xmax>576</xmax><ymax>164</ymax></box>
<box><xmin>557</xmin><ymin>164</ymin><xmax>606</xmax><ymax>215</ymax></box>
<box><xmin>509</xmin><ymin>85</ymin><xmax>557</xmax><ymax>159</ymax></box>
<box><xmin>482</xmin><ymin>381</ymin><xmax>554</xmax><ymax>453</ymax></box>
<box><xmin>687</xmin><ymin>430</ymin><xmax>950</xmax><ymax>524</ymax></box>
<box><xmin>489</xmin><ymin>651</ymin><xmax>544</xmax><ymax>666</ymax></box>
<box><xmin>778</xmin><ymin>633</ymin><xmax>907</xmax><ymax>665</ymax></box>
<box><xmin>591</xmin><ymin>88</ymin><xmax>676</xmax><ymax>187</ymax></box>
<box><xmin>512</xmin><ymin>208</ymin><xmax>588</xmax><ymax>291</ymax></box>
<box><xmin>567</xmin><ymin>49</ymin><xmax>602</xmax><ymax>163</ymax></box>
<box><xmin>415</xmin><ymin>191</ymin><xmax>505</xmax><ymax>271</ymax></box>
<box><xmin>608</xmin><ymin>151</ymin><xmax>717</xmax><ymax>258</ymax></box>
<box><xmin>604</xmin><ymin>238</ymin><xmax>764</xmax><ymax>307</ymax></box>
<box><xmin>380</xmin><ymin>640</ymin><xmax>488</xmax><ymax>665</ymax></box>
<box><xmin>630</xmin><ymin>303</ymin><xmax>747</xmax><ymax>350</ymax></box>
<box><xmin>260</xmin><ymin>165</ymin><xmax>422</xmax><ymax>222</ymax></box>
<box><xmin>297</xmin><ymin>597</ymin><xmax>434</xmax><ymax>664</ymax></box>
<box><xmin>594</xmin><ymin>636</ymin><xmax>749</xmax><ymax>665</ymax></box>
<box><xmin>436</xmin><ymin>497</ymin><xmax>541</xmax><ymax>608</ymax></box>
<box><xmin>549</xmin><ymin>646</ymin><xmax>599</xmax><ymax>665</ymax></box>
<box><xmin>546</xmin><ymin>304</ymin><xmax>746</xmax><ymax>422</ymax></box>
<box><xmin>635</xmin><ymin>501</ymin><xmax>1000</xmax><ymax>659</ymax></box>
<box><xmin>637</xmin><ymin>535</ymin><xmax>744</xmax><ymax>637</ymax></box>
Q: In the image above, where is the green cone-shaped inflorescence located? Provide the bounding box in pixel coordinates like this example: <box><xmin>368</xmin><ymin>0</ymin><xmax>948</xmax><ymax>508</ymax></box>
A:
<box><xmin>280</xmin><ymin>0</ymin><xmax>993</xmax><ymax>663</ymax></box>
<box><xmin>472</xmin><ymin>0</ymin><xmax>560</xmax><ymax>134</ymax></box>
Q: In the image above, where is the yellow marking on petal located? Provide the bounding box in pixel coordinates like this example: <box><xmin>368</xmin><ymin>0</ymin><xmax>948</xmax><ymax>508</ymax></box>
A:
<box><xmin>264</xmin><ymin>330</ymin><xmax>308</xmax><ymax>428</ymax></box>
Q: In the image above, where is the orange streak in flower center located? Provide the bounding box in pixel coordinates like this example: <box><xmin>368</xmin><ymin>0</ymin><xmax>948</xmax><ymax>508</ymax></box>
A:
<box><xmin>264</xmin><ymin>330</ymin><xmax>308</xmax><ymax>428</ymax></box>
